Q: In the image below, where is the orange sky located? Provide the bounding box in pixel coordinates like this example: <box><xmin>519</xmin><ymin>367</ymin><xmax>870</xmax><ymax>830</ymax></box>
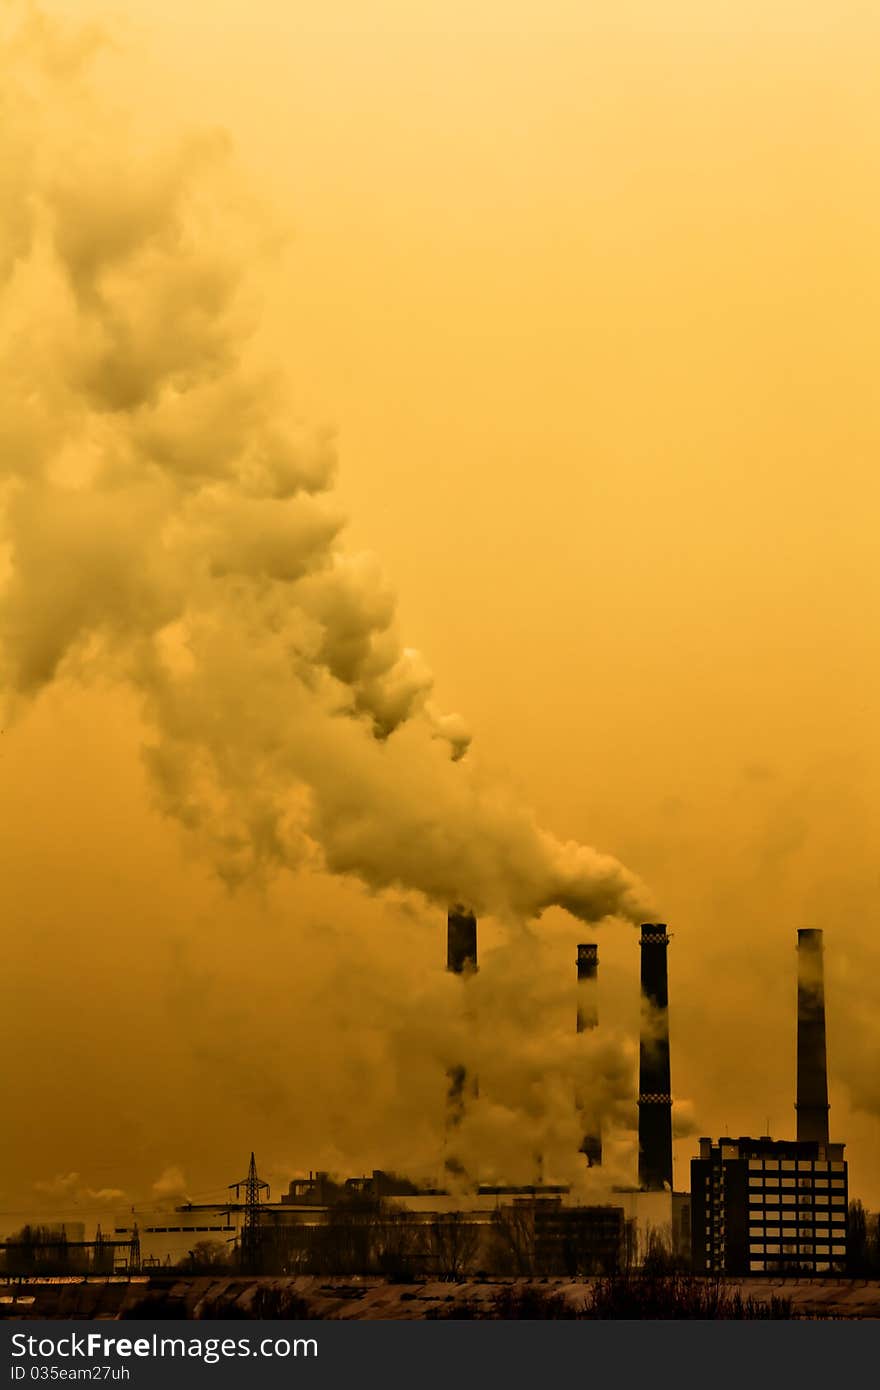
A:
<box><xmin>1</xmin><ymin>1</ymin><xmax>878</xmax><ymax>1227</ymax></box>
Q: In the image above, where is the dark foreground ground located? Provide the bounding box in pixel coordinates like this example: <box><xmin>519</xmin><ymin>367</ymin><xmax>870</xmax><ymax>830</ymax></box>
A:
<box><xmin>3</xmin><ymin>1275</ymin><xmax>880</xmax><ymax>1320</ymax></box>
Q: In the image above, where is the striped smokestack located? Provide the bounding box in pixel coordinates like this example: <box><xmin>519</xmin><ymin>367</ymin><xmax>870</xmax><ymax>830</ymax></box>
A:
<box><xmin>576</xmin><ymin>944</ymin><xmax>602</xmax><ymax>1166</ymax></box>
<box><xmin>445</xmin><ymin>906</ymin><xmax>477</xmax><ymax>1171</ymax></box>
<box><xmin>796</xmin><ymin>928</ymin><xmax>830</xmax><ymax>1145</ymax></box>
<box><xmin>638</xmin><ymin>922</ymin><xmax>673</xmax><ymax>1191</ymax></box>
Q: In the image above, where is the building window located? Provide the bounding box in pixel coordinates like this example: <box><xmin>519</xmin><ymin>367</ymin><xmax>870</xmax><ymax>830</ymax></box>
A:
<box><xmin>750</xmin><ymin>1260</ymin><xmax>765</xmax><ymax>1271</ymax></box>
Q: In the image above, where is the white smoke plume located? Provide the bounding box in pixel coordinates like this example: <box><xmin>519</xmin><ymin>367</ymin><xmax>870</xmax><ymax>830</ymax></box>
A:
<box><xmin>0</xmin><ymin>5</ymin><xmax>650</xmax><ymax>929</ymax></box>
<box><xmin>33</xmin><ymin>1172</ymin><xmax>127</xmax><ymax>1207</ymax></box>
<box><xmin>150</xmin><ymin>1165</ymin><xmax>190</xmax><ymax>1205</ymax></box>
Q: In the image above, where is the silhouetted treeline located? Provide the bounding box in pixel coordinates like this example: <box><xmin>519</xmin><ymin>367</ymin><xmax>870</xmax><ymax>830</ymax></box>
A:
<box><xmin>176</xmin><ymin>1239</ymin><xmax>233</xmax><ymax>1274</ymax></box>
<box><xmin>428</xmin><ymin>1277</ymin><xmax>799</xmax><ymax>1320</ymax></box>
<box><xmin>0</xmin><ymin>1225</ymin><xmax>116</xmax><ymax>1277</ymax></box>
<box><xmin>848</xmin><ymin>1201</ymin><xmax>880</xmax><ymax>1276</ymax></box>
<box><xmin>249</xmin><ymin>1198</ymin><xmax>625</xmax><ymax>1279</ymax></box>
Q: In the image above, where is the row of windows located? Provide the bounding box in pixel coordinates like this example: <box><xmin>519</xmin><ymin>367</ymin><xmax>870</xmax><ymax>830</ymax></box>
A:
<box><xmin>748</xmin><ymin>1195</ymin><xmax>846</xmax><ymax>1208</ymax></box>
<box><xmin>748</xmin><ymin>1214</ymin><xmax>847</xmax><ymax>1227</ymax></box>
<box><xmin>750</xmin><ymin>1234</ymin><xmax>845</xmax><ymax>1245</ymax></box>
<box><xmin>144</xmin><ymin>1226</ymin><xmax>233</xmax><ymax>1234</ymax></box>
<box><xmin>748</xmin><ymin>1216</ymin><xmax>846</xmax><ymax>1230</ymax></box>
<box><xmin>748</xmin><ymin>1177</ymin><xmax>845</xmax><ymax>1189</ymax></box>
<box><xmin>746</xmin><ymin>1160</ymin><xmax>844</xmax><ymax>1173</ymax></box>
<box><xmin>115</xmin><ymin>1225</ymin><xmax>233</xmax><ymax>1234</ymax></box>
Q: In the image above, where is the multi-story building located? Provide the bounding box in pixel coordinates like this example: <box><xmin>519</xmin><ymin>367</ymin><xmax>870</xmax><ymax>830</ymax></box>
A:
<box><xmin>691</xmin><ymin>1137</ymin><xmax>848</xmax><ymax>1275</ymax></box>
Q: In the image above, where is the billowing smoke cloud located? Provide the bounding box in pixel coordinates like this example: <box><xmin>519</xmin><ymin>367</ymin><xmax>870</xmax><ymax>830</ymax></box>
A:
<box><xmin>0</xmin><ymin>4</ymin><xmax>649</xmax><ymax>928</ymax></box>
<box><xmin>151</xmin><ymin>1166</ymin><xmax>190</xmax><ymax>1204</ymax></box>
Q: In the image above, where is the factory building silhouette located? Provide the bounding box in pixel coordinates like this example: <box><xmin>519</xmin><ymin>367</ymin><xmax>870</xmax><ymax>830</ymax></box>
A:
<box><xmin>691</xmin><ymin>928</ymin><xmax>849</xmax><ymax>1275</ymax></box>
<box><xmin>243</xmin><ymin>918</ymin><xmax>846</xmax><ymax>1278</ymax></box>
<box><xmin>8</xmin><ymin>916</ymin><xmax>850</xmax><ymax>1280</ymax></box>
<box><xmin>190</xmin><ymin>912</ymin><xmax>693</xmax><ymax>1274</ymax></box>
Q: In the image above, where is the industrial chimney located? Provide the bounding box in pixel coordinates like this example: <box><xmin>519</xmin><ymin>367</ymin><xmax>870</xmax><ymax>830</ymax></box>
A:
<box><xmin>447</xmin><ymin>905</ymin><xmax>477</xmax><ymax>975</ymax></box>
<box><xmin>576</xmin><ymin>944</ymin><xmax>602</xmax><ymax>1166</ymax></box>
<box><xmin>796</xmin><ymin>928</ymin><xmax>830</xmax><ymax>1145</ymax></box>
<box><xmin>445</xmin><ymin>906</ymin><xmax>478</xmax><ymax>1168</ymax></box>
<box><xmin>638</xmin><ymin>923</ymin><xmax>673</xmax><ymax>1191</ymax></box>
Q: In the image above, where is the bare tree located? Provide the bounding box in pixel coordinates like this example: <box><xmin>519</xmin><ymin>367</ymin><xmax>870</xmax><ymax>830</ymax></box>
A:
<box><xmin>374</xmin><ymin>1213</ymin><xmax>422</xmax><ymax>1280</ymax></box>
<box><xmin>849</xmin><ymin>1200</ymin><xmax>869</xmax><ymax>1275</ymax></box>
<box><xmin>492</xmin><ymin>1204</ymin><xmax>535</xmax><ymax>1275</ymax></box>
<box><xmin>848</xmin><ymin>1200</ymin><xmax>880</xmax><ymax>1277</ymax></box>
<box><xmin>641</xmin><ymin>1224</ymin><xmax>679</xmax><ymax>1275</ymax></box>
<box><xmin>427</xmin><ymin>1214</ymin><xmax>480</xmax><ymax>1280</ymax></box>
<box><xmin>179</xmin><ymin>1239</ymin><xmax>233</xmax><ymax>1273</ymax></box>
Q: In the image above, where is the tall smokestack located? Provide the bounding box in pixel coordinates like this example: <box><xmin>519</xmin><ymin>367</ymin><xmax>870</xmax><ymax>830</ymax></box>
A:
<box><xmin>447</xmin><ymin>905</ymin><xmax>477</xmax><ymax>975</ymax></box>
<box><xmin>445</xmin><ymin>906</ymin><xmax>478</xmax><ymax>1172</ymax></box>
<box><xmin>638</xmin><ymin>923</ymin><xmax>673</xmax><ymax>1191</ymax></box>
<box><xmin>796</xmin><ymin>928</ymin><xmax>830</xmax><ymax>1145</ymax></box>
<box><xmin>576</xmin><ymin>943</ymin><xmax>602</xmax><ymax>1166</ymax></box>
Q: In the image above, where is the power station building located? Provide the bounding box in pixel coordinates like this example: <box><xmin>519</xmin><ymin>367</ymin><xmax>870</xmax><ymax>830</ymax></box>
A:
<box><xmin>691</xmin><ymin>928</ymin><xmax>849</xmax><ymax>1274</ymax></box>
<box><xmin>691</xmin><ymin>1136</ymin><xmax>848</xmax><ymax>1275</ymax></box>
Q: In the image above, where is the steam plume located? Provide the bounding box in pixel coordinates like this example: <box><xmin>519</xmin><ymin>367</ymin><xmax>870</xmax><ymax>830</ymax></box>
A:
<box><xmin>0</xmin><ymin>6</ymin><xmax>648</xmax><ymax>928</ymax></box>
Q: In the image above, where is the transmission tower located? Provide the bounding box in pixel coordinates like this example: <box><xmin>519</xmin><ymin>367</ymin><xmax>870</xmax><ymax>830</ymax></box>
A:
<box><xmin>228</xmin><ymin>1152</ymin><xmax>270</xmax><ymax>1274</ymax></box>
<box><xmin>128</xmin><ymin>1222</ymin><xmax>141</xmax><ymax>1275</ymax></box>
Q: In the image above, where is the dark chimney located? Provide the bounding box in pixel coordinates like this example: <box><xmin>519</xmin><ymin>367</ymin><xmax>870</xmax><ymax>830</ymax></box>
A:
<box><xmin>576</xmin><ymin>944</ymin><xmax>602</xmax><ymax>1166</ymax></box>
<box><xmin>447</xmin><ymin>905</ymin><xmax>477</xmax><ymax>974</ymax></box>
<box><xmin>796</xmin><ymin>928</ymin><xmax>830</xmax><ymax>1145</ymax></box>
<box><xmin>638</xmin><ymin>923</ymin><xmax>673</xmax><ymax>1191</ymax></box>
<box><xmin>445</xmin><ymin>907</ymin><xmax>478</xmax><ymax>1170</ymax></box>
